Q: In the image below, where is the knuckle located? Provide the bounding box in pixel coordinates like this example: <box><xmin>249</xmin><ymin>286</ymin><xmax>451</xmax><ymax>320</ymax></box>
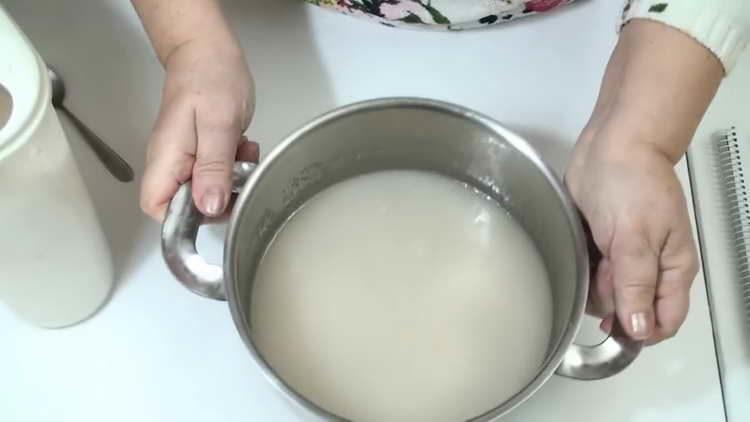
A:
<box><xmin>172</xmin><ymin>157</ymin><xmax>195</xmax><ymax>183</ymax></box>
<box><xmin>617</xmin><ymin>281</ymin><xmax>656</xmax><ymax>304</ymax></box>
<box><xmin>194</xmin><ymin>158</ymin><xmax>232</xmax><ymax>176</ymax></box>
<box><xmin>669</xmin><ymin>249</ymin><xmax>700</xmax><ymax>288</ymax></box>
<box><xmin>242</xmin><ymin>98</ymin><xmax>255</xmax><ymax>127</ymax></box>
<box><xmin>679</xmin><ymin>260</ymin><xmax>699</xmax><ymax>285</ymax></box>
<box><xmin>686</xmin><ymin>253</ymin><xmax>700</xmax><ymax>278</ymax></box>
<box><xmin>139</xmin><ymin>197</ymin><xmax>150</xmax><ymax>214</ymax></box>
<box><xmin>139</xmin><ymin>196</ymin><xmax>159</xmax><ymax>218</ymax></box>
<box><xmin>661</xmin><ymin>323</ymin><xmax>681</xmax><ymax>340</ymax></box>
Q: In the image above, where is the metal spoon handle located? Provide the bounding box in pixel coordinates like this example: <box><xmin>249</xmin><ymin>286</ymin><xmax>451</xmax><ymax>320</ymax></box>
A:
<box><xmin>59</xmin><ymin>106</ymin><xmax>134</xmax><ymax>182</ymax></box>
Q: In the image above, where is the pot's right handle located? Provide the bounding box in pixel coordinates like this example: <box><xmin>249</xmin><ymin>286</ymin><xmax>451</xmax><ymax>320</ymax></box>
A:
<box><xmin>555</xmin><ymin>212</ymin><xmax>644</xmax><ymax>380</ymax></box>
<box><xmin>555</xmin><ymin>319</ymin><xmax>643</xmax><ymax>380</ymax></box>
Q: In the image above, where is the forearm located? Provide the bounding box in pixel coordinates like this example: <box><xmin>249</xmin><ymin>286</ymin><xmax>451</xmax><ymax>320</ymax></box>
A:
<box><xmin>583</xmin><ymin>20</ymin><xmax>723</xmax><ymax>163</ymax></box>
<box><xmin>623</xmin><ymin>0</ymin><xmax>750</xmax><ymax>72</ymax></box>
<box><xmin>131</xmin><ymin>0</ymin><xmax>240</xmax><ymax>65</ymax></box>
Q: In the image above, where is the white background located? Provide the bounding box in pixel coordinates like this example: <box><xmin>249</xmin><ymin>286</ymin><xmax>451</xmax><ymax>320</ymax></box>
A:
<box><xmin>0</xmin><ymin>1</ymin><xmax>729</xmax><ymax>421</ymax></box>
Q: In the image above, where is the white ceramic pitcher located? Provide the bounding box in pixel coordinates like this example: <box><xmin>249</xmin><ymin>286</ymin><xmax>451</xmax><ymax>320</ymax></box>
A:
<box><xmin>0</xmin><ymin>8</ymin><xmax>113</xmax><ymax>327</ymax></box>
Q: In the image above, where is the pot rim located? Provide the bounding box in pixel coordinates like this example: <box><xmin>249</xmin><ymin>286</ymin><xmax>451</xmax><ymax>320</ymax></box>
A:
<box><xmin>223</xmin><ymin>97</ymin><xmax>589</xmax><ymax>421</ymax></box>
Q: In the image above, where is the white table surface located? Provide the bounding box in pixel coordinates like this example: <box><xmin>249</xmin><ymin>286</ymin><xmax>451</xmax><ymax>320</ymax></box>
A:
<box><xmin>0</xmin><ymin>1</ymin><xmax>726</xmax><ymax>421</ymax></box>
<box><xmin>686</xmin><ymin>53</ymin><xmax>750</xmax><ymax>422</ymax></box>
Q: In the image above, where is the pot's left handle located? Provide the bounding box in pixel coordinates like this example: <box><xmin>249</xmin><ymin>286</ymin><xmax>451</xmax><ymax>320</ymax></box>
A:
<box><xmin>161</xmin><ymin>162</ymin><xmax>256</xmax><ymax>301</ymax></box>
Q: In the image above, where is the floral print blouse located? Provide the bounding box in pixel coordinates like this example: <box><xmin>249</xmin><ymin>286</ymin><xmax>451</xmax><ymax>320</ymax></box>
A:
<box><xmin>305</xmin><ymin>1</ymin><xmax>749</xmax><ymax>72</ymax></box>
<box><xmin>305</xmin><ymin>0</ymin><xmax>576</xmax><ymax>30</ymax></box>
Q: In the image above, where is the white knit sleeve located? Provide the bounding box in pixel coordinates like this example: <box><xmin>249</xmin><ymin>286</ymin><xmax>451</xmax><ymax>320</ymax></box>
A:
<box><xmin>622</xmin><ymin>0</ymin><xmax>750</xmax><ymax>72</ymax></box>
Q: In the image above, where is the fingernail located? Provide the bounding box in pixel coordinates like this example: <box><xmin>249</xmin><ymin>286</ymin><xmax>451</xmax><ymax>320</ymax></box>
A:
<box><xmin>631</xmin><ymin>312</ymin><xmax>650</xmax><ymax>339</ymax></box>
<box><xmin>202</xmin><ymin>188</ymin><xmax>225</xmax><ymax>216</ymax></box>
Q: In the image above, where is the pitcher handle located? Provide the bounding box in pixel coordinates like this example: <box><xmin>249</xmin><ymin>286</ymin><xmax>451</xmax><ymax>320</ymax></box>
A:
<box><xmin>161</xmin><ymin>162</ymin><xmax>256</xmax><ymax>301</ymax></box>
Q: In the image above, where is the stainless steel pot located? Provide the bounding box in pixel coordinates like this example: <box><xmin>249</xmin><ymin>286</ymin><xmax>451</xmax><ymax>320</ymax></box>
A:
<box><xmin>162</xmin><ymin>98</ymin><xmax>642</xmax><ymax>421</ymax></box>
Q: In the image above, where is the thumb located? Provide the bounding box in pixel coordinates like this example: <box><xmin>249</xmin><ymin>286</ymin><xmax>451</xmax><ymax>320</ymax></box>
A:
<box><xmin>610</xmin><ymin>234</ymin><xmax>659</xmax><ymax>341</ymax></box>
<box><xmin>140</xmin><ymin>103</ymin><xmax>197</xmax><ymax>221</ymax></box>
<box><xmin>192</xmin><ymin>119</ymin><xmax>242</xmax><ymax>217</ymax></box>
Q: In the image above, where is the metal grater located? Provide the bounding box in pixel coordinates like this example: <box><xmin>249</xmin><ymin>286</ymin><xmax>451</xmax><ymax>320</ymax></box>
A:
<box><xmin>716</xmin><ymin>126</ymin><xmax>750</xmax><ymax>321</ymax></box>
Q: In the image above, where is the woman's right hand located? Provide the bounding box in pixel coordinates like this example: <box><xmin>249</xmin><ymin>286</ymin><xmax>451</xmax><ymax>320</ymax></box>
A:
<box><xmin>140</xmin><ymin>37</ymin><xmax>258</xmax><ymax>221</ymax></box>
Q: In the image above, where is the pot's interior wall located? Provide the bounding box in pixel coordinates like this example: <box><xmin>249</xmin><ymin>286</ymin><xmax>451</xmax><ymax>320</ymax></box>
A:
<box><xmin>231</xmin><ymin>102</ymin><xmax>583</xmax><ymax>373</ymax></box>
